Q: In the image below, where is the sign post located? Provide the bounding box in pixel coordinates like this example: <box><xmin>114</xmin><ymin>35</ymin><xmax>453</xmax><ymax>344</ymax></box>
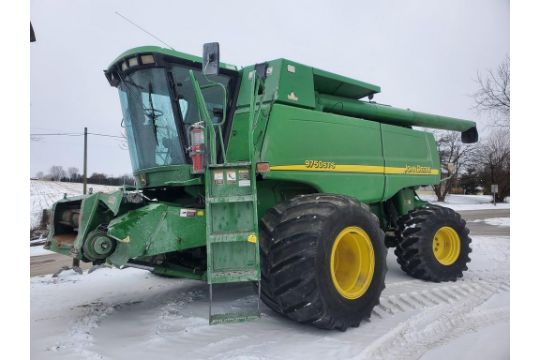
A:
<box><xmin>491</xmin><ymin>184</ymin><xmax>499</xmax><ymax>206</ymax></box>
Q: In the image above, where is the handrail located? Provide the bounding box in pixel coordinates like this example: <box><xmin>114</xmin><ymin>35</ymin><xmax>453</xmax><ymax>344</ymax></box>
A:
<box><xmin>189</xmin><ymin>72</ymin><xmax>230</xmax><ymax>164</ymax></box>
<box><xmin>247</xmin><ymin>73</ymin><xmax>260</xmax><ymax>165</ymax></box>
<box><xmin>201</xmin><ymin>81</ymin><xmax>227</xmax><ymax>163</ymax></box>
<box><xmin>200</xmin><ymin>78</ymin><xmax>229</xmax><ymax>164</ymax></box>
<box><xmin>189</xmin><ymin>69</ymin><xmax>264</xmax><ymax>167</ymax></box>
<box><xmin>246</xmin><ymin>71</ymin><xmax>267</xmax><ymax>166</ymax></box>
<box><xmin>188</xmin><ymin>70</ymin><xmax>217</xmax><ymax>164</ymax></box>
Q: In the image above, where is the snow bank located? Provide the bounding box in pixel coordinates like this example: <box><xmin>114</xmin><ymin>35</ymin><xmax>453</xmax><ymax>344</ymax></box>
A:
<box><xmin>472</xmin><ymin>217</ymin><xmax>510</xmax><ymax>227</ymax></box>
<box><xmin>421</xmin><ymin>194</ymin><xmax>493</xmax><ymax>204</ymax></box>
<box><xmin>419</xmin><ymin>194</ymin><xmax>510</xmax><ymax>211</ymax></box>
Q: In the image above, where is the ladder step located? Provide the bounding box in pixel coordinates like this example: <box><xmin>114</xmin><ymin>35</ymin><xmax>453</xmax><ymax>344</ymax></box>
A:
<box><xmin>210</xmin><ymin>311</ymin><xmax>260</xmax><ymax>325</ymax></box>
<box><xmin>210</xmin><ymin>269</ymin><xmax>259</xmax><ymax>283</ymax></box>
<box><xmin>208</xmin><ymin>195</ymin><xmax>254</xmax><ymax>204</ymax></box>
<box><xmin>205</xmin><ymin>161</ymin><xmax>261</xmax><ymax>325</ymax></box>
<box><xmin>208</xmin><ymin>280</ymin><xmax>261</xmax><ymax>325</ymax></box>
<box><xmin>209</xmin><ymin>231</ymin><xmax>255</xmax><ymax>243</ymax></box>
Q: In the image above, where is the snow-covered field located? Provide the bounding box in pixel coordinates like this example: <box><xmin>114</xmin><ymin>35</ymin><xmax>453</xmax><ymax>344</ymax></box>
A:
<box><xmin>30</xmin><ymin>180</ymin><xmax>118</xmax><ymax>229</ymax></box>
<box><xmin>30</xmin><ymin>234</ymin><xmax>509</xmax><ymax>360</ymax></box>
<box><xmin>419</xmin><ymin>194</ymin><xmax>510</xmax><ymax>211</ymax></box>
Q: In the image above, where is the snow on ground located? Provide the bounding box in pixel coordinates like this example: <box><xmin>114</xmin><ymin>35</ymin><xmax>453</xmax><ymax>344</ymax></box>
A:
<box><xmin>30</xmin><ymin>180</ymin><xmax>119</xmax><ymax>229</ymax></box>
<box><xmin>419</xmin><ymin>194</ymin><xmax>510</xmax><ymax>211</ymax></box>
<box><xmin>30</xmin><ymin>245</ymin><xmax>55</xmax><ymax>257</ymax></box>
<box><xmin>31</xmin><ymin>234</ymin><xmax>509</xmax><ymax>360</ymax></box>
<box><xmin>420</xmin><ymin>312</ymin><xmax>509</xmax><ymax>360</ymax></box>
<box><xmin>472</xmin><ymin>217</ymin><xmax>510</xmax><ymax>227</ymax></box>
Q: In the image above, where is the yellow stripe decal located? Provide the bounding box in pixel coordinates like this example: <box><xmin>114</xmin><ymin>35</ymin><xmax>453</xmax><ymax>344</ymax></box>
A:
<box><xmin>270</xmin><ymin>164</ymin><xmax>439</xmax><ymax>175</ymax></box>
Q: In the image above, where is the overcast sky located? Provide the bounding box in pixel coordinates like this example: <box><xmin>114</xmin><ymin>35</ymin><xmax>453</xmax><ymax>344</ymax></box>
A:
<box><xmin>30</xmin><ymin>0</ymin><xmax>509</xmax><ymax>177</ymax></box>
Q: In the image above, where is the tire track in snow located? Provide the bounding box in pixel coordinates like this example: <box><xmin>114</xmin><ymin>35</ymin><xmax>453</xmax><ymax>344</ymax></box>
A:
<box><xmin>358</xmin><ymin>298</ymin><xmax>508</xmax><ymax>360</ymax></box>
<box><xmin>48</xmin><ymin>300</ymin><xmax>115</xmax><ymax>360</ymax></box>
<box><xmin>47</xmin><ymin>298</ymin><xmax>146</xmax><ymax>360</ymax></box>
<box><xmin>357</xmin><ymin>267</ymin><xmax>509</xmax><ymax>359</ymax></box>
<box><xmin>373</xmin><ymin>274</ymin><xmax>508</xmax><ymax>320</ymax></box>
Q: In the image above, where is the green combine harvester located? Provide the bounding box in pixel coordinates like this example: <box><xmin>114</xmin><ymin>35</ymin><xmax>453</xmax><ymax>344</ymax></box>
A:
<box><xmin>45</xmin><ymin>43</ymin><xmax>477</xmax><ymax>330</ymax></box>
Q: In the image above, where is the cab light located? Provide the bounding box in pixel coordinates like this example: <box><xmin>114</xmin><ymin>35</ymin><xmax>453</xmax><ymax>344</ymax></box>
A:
<box><xmin>140</xmin><ymin>54</ymin><xmax>155</xmax><ymax>64</ymax></box>
<box><xmin>128</xmin><ymin>57</ymin><xmax>139</xmax><ymax>67</ymax></box>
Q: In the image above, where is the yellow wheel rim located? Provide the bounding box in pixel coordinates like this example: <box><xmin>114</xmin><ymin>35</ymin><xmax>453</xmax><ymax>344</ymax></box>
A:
<box><xmin>432</xmin><ymin>226</ymin><xmax>461</xmax><ymax>265</ymax></box>
<box><xmin>330</xmin><ymin>226</ymin><xmax>375</xmax><ymax>300</ymax></box>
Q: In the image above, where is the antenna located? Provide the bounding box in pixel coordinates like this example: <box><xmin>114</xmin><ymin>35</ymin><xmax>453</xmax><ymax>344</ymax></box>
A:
<box><xmin>115</xmin><ymin>11</ymin><xmax>175</xmax><ymax>50</ymax></box>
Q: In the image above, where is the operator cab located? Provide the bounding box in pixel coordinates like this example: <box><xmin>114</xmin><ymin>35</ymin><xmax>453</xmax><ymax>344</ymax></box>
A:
<box><xmin>104</xmin><ymin>47</ymin><xmax>238</xmax><ymax>174</ymax></box>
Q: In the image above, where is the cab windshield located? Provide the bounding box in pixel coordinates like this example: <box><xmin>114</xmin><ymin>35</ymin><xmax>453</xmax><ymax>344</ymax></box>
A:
<box><xmin>118</xmin><ymin>65</ymin><xmax>232</xmax><ymax>171</ymax></box>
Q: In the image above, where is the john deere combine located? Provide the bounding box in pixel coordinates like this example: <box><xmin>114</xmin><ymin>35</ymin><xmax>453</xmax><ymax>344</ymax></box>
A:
<box><xmin>45</xmin><ymin>43</ymin><xmax>477</xmax><ymax>330</ymax></box>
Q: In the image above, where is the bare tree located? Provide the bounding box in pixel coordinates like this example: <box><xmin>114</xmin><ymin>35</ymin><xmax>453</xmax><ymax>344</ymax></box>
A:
<box><xmin>433</xmin><ymin>131</ymin><xmax>477</xmax><ymax>202</ymax></box>
<box><xmin>49</xmin><ymin>166</ymin><xmax>66</xmax><ymax>181</ymax></box>
<box><xmin>472</xmin><ymin>56</ymin><xmax>511</xmax><ymax>201</ymax></box>
<box><xmin>474</xmin><ymin>55</ymin><xmax>510</xmax><ymax>128</ymax></box>
<box><xmin>35</xmin><ymin>171</ymin><xmax>44</xmax><ymax>179</ymax></box>
<box><xmin>67</xmin><ymin>167</ymin><xmax>79</xmax><ymax>180</ymax></box>
<box><xmin>477</xmin><ymin>129</ymin><xmax>510</xmax><ymax>201</ymax></box>
<box><xmin>119</xmin><ymin>174</ymin><xmax>135</xmax><ymax>186</ymax></box>
<box><xmin>89</xmin><ymin>172</ymin><xmax>107</xmax><ymax>184</ymax></box>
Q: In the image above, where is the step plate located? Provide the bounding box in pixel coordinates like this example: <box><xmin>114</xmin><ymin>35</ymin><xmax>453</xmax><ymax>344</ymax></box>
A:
<box><xmin>208</xmin><ymin>281</ymin><xmax>261</xmax><ymax>325</ymax></box>
<box><xmin>208</xmin><ymin>231</ymin><xmax>255</xmax><ymax>243</ymax></box>
<box><xmin>209</xmin><ymin>311</ymin><xmax>261</xmax><ymax>325</ymax></box>
<box><xmin>210</xmin><ymin>269</ymin><xmax>259</xmax><ymax>284</ymax></box>
<box><xmin>207</xmin><ymin>195</ymin><xmax>254</xmax><ymax>204</ymax></box>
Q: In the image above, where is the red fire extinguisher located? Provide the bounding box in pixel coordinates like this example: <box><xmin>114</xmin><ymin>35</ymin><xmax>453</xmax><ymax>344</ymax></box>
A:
<box><xmin>189</xmin><ymin>122</ymin><xmax>206</xmax><ymax>174</ymax></box>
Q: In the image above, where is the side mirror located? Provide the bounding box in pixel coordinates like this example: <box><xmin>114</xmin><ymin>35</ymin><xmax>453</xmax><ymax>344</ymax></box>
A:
<box><xmin>202</xmin><ymin>42</ymin><xmax>220</xmax><ymax>76</ymax></box>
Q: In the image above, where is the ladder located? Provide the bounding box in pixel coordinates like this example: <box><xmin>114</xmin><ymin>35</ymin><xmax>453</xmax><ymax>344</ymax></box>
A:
<box><xmin>205</xmin><ymin>161</ymin><xmax>261</xmax><ymax>324</ymax></box>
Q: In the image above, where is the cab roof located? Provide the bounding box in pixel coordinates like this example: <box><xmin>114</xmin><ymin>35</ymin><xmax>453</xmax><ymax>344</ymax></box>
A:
<box><xmin>106</xmin><ymin>46</ymin><xmax>238</xmax><ymax>72</ymax></box>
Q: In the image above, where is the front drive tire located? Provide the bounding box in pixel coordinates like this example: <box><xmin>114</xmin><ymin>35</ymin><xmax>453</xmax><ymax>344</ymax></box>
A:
<box><xmin>395</xmin><ymin>205</ymin><xmax>472</xmax><ymax>282</ymax></box>
<box><xmin>259</xmin><ymin>194</ymin><xmax>387</xmax><ymax>331</ymax></box>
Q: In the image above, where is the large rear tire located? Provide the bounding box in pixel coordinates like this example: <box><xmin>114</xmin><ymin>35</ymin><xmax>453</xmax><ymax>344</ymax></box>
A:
<box><xmin>259</xmin><ymin>194</ymin><xmax>387</xmax><ymax>331</ymax></box>
<box><xmin>395</xmin><ymin>205</ymin><xmax>472</xmax><ymax>282</ymax></box>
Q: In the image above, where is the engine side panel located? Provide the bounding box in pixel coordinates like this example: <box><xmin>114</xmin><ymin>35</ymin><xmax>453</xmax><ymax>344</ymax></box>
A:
<box><xmin>261</xmin><ymin>104</ymin><xmax>385</xmax><ymax>203</ymax></box>
<box><xmin>259</xmin><ymin>104</ymin><xmax>440</xmax><ymax>204</ymax></box>
<box><xmin>381</xmin><ymin>124</ymin><xmax>440</xmax><ymax>199</ymax></box>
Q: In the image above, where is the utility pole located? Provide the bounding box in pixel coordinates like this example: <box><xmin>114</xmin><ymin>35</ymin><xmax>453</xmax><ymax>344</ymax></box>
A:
<box><xmin>83</xmin><ymin>127</ymin><xmax>88</xmax><ymax>195</ymax></box>
<box><xmin>53</xmin><ymin>127</ymin><xmax>88</xmax><ymax>276</ymax></box>
<box><xmin>73</xmin><ymin>126</ymin><xmax>88</xmax><ymax>270</ymax></box>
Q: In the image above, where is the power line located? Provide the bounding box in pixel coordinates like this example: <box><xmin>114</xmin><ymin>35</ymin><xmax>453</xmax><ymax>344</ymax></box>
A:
<box><xmin>30</xmin><ymin>132</ymin><xmax>124</xmax><ymax>139</ymax></box>
<box><xmin>30</xmin><ymin>133</ymin><xmax>83</xmax><ymax>136</ymax></box>
<box><xmin>88</xmin><ymin>132</ymin><xmax>124</xmax><ymax>139</ymax></box>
